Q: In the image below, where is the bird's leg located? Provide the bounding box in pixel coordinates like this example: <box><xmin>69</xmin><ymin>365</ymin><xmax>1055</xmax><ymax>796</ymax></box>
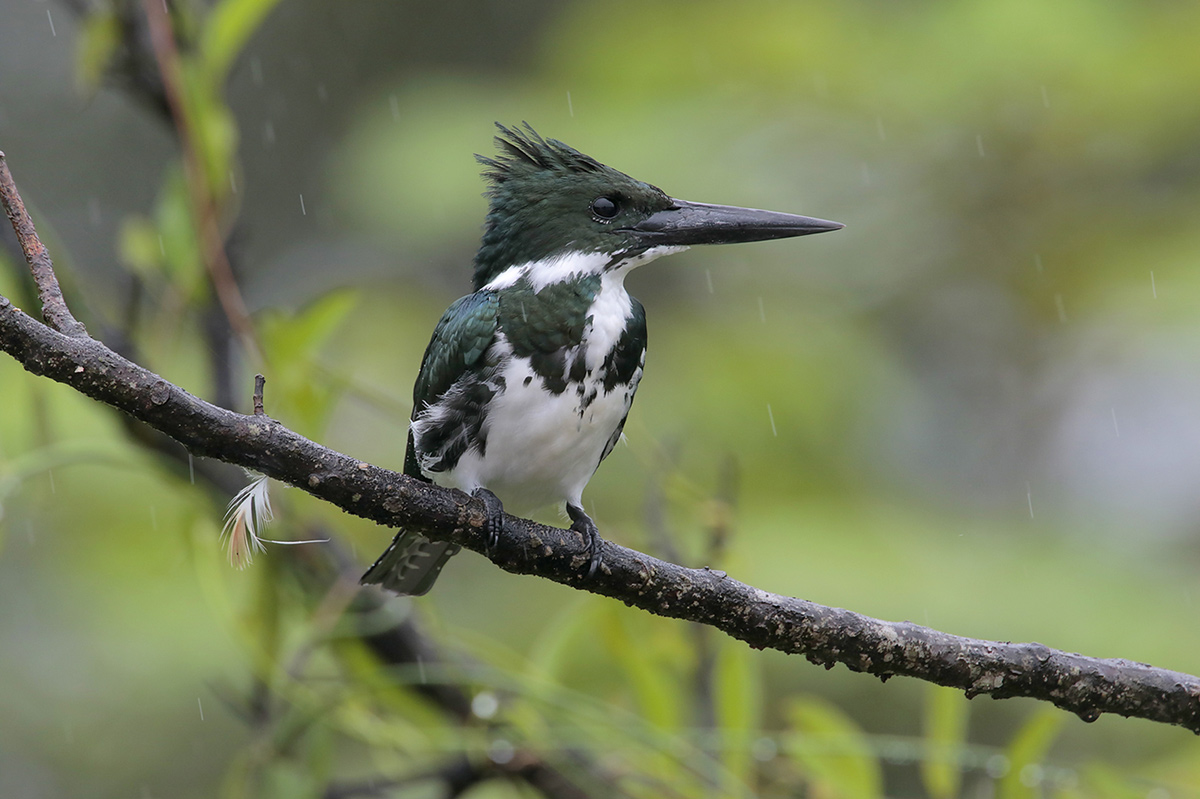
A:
<box><xmin>472</xmin><ymin>487</ymin><xmax>505</xmax><ymax>551</ymax></box>
<box><xmin>566</xmin><ymin>503</ymin><xmax>602</xmax><ymax>578</ymax></box>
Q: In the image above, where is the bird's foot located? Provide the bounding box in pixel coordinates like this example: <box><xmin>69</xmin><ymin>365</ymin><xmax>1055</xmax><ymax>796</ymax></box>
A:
<box><xmin>566</xmin><ymin>503</ymin><xmax>602</xmax><ymax>578</ymax></box>
<box><xmin>472</xmin><ymin>487</ymin><xmax>505</xmax><ymax>552</ymax></box>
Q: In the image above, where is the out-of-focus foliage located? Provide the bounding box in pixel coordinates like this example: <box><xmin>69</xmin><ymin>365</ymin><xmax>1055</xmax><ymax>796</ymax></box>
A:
<box><xmin>999</xmin><ymin>709</ymin><xmax>1065</xmax><ymax>799</ymax></box>
<box><xmin>922</xmin><ymin>685</ymin><xmax>970</xmax><ymax>799</ymax></box>
<box><xmin>785</xmin><ymin>696</ymin><xmax>883</xmax><ymax>798</ymax></box>
<box><xmin>74</xmin><ymin>9</ymin><xmax>121</xmax><ymax>95</ymax></box>
<box><xmin>201</xmin><ymin>0</ymin><xmax>286</xmax><ymax>85</ymax></box>
<box><xmin>2</xmin><ymin>0</ymin><xmax>1200</xmax><ymax>797</ymax></box>
<box><xmin>259</xmin><ymin>290</ymin><xmax>358</xmax><ymax>435</ymax></box>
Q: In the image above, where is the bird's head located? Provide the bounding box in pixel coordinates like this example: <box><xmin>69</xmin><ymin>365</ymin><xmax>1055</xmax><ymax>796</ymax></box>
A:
<box><xmin>472</xmin><ymin>123</ymin><xmax>843</xmax><ymax>291</ymax></box>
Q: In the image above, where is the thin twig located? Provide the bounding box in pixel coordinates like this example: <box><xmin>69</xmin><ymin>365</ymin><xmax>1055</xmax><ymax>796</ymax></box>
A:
<box><xmin>253</xmin><ymin>373</ymin><xmax>266</xmax><ymax>416</ymax></box>
<box><xmin>0</xmin><ymin>151</ymin><xmax>87</xmax><ymax>337</ymax></box>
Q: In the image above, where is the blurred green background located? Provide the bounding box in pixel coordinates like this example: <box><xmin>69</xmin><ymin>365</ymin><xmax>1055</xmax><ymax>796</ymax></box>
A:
<box><xmin>3</xmin><ymin>0</ymin><xmax>1200</xmax><ymax>796</ymax></box>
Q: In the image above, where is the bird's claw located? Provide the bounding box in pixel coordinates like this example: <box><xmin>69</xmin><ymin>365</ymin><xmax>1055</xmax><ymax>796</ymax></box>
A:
<box><xmin>566</xmin><ymin>503</ymin><xmax>603</xmax><ymax>578</ymax></box>
<box><xmin>472</xmin><ymin>487</ymin><xmax>505</xmax><ymax>552</ymax></box>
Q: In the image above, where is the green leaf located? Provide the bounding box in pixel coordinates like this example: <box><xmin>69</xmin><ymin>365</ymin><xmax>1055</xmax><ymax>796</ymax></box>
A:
<box><xmin>1076</xmin><ymin>763</ymin><xmax>1148</xmax><ymax>799</ymax></box>
<box><xmin>599</xmin><ymin>606</ymin><xmax>682</xmax><ymax>730</ymax></box>
<box><xmin>201</xmin><ymin>0</ymin><xmax>286</xmax><ymax>83</ymax></box>
<box><xmin>998</xmin><ymin>708</ymin><xmax>1064</xmax><ymax>799</ymax></box>
<box><xmin>526</xmin><ymin>593</ymin><xmax>600</xmax><ymax>681</ymax></box>
<box><xmin>154</xmin><ymin>167</ymin><xmax>206</xmax><ymax>299</ymax></box>
<box><xmin>176</xmin><ymin>60</ymin><xmax>240</xmax><ymax>205</ymax></box>
<box><xmin>785</xmin><ymin>696</ymin><xmax>882</xmax><ymax>799</ymax></box>
<box><xmin>265</xmin><ymin>290</ymin><xmax>359</xmax><ymax>361</ymax></box>
<box><xmin>74</xmin><ymin>10</ymin><xmax>120</xmax><ymax>95</ymax></box>
<box><xmin>259</xmin><ymin>291</ymin><xmax>359</xmax><ymax>433</ymax></box>
<box><xmin>713</xmin><ymin>635</ymin><xmax>761</xmax><ymax>788</ymax></box>
<box><xmin>921</xmin><ymin>684</ymin><xmax>970</xmax><ymax>799</ymax></box>
<box><xmin>118</xmin><ymin>215</ymin><xmax>164</xmax><ymax>279</ymax></box>
<box><xmin>258</xmin><ymin>761</ymin><xmax>320</xmax><ymax>799</ymax></box>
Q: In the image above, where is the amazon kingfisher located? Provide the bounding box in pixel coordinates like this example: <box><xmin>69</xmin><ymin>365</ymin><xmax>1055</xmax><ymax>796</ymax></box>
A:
<box><xmin>361</xmin><ymin>123</ymin><xmax>843</xmax><ymax>595</ymax></box>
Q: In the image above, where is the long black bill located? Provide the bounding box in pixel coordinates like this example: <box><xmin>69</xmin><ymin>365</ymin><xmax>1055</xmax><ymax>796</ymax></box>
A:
<box><xmin>629</xmin><ymin>198</ymin><xmax>843</xmax><ymax>247</ymax></box>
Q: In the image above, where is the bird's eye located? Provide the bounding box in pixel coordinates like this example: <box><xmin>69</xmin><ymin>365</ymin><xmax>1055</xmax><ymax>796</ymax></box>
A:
<box><xmin>590</xmin><ymin>196</ymin><xmax>619</xmax><ymax>221</ymax></box>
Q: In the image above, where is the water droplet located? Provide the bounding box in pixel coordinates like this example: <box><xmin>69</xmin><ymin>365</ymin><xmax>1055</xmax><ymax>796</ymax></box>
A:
<box><xmin>976</xmin><ymin>134</ymin><xmax>986</xmax><ymax>157</ymax></box>
<box><xmin>1054</xmin><ymin>293</ymin><xmax>1067</xmax><ymax>324</ymax></box>
<box><xmin>488</xmin><ymin>738</ymin><xmax>515</xmax><ymax>765</ymax></box>
<box><xmin>471</xmin><ymin>691</ymin><xmax>500</xmax><ymax>719</ymax></box>
<box><xmin>767</xmin><ymin>404</ymin><xmax>777</xmax><ymax>437</ymax></box>
<box><xmin>985</xmin><ymin>754</ymin><xmax>1010</xmax><ymax>779</ymax></box>
<box><xmin>566</xmin><ymin>91</ymin><xmax>574</xmax><ymax>118</ymax></box>
<box><xmin>1019</xmin><ymin>764</ymin><xmax>1044</xmax><ymax>788</ymax></box>
<box><xmin>46</xmin><ymin>9</ymin><xmax>56</xmax><ymax>36</ymax></box>
<box><xmin>299</xmin><ymin>194</ymin><xmax>306</xmax><ymax>216</ymax></box>
<box><xmin>751</xmin><ymin>737</ymin><xmax>777</xmax><ymax>761</ymax></box>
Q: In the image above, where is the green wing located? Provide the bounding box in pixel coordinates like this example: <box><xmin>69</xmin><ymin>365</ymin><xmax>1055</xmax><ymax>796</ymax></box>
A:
<box><xmin>367</xmin><ymin>291</ymin><xmax>501</xmax><ymax>595</ymax></box>
<box><xmin>413</xmin><ymin>291</ymin><xmax>501</xmax><ymax>405</ymax></box>
<box><xmin>403</xmin><ymin>291</ymin><xmax>500</xmax><ymax>477</ymax></box>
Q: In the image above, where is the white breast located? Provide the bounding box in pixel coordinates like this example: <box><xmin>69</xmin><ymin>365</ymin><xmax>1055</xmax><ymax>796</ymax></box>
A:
<box><xmin>430</xmin><ymin>271</ymin><xmax>641</xmax><ymax>514</ymax></box>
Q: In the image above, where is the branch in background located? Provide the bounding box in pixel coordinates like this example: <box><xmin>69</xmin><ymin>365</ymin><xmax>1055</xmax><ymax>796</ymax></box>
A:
<box><xmin>140</xmin><ymin>0</ymin><xmax>262</xmax><ymax>365</ymax></box>
<box><xmin>33</xmin><ymin>9</ymin><xmax>599</xmax><ymax>790</ymax></box>
<box><xmin>0</xmin><ymin>152</ymin><xmax>87</xmax><ymax>337</ymax></box>
<box><xmin>3</xmin><ymin>155</ymin><xmax>1200</xmax><ymax>736</ymax></box>
<box><xmin>61</xmin><ymin>0</ymin><xmax>172</xmax><ymax>121</ymax></box>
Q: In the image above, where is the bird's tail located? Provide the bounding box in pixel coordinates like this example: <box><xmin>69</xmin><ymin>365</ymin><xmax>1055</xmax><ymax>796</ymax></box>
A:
<box><xmin>360</xmin><ymin>530</ymin><xmax>461</xmax><ymax>596</ymax></box>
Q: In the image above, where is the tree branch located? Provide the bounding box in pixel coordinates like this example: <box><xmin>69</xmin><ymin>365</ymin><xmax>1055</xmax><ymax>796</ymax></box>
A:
<box><xmin>0</xmin><ymin>152</ymin><xmax>87</xmax><ymax>337</ymax></box>
<box><xmin>2</xmin><ymin>156</ymin><xmax>1199</xmax><ymax>735</ymax></box>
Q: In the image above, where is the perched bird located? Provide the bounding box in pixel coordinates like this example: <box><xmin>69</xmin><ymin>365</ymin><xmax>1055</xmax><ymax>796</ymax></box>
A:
<box><xmin>362</xmin><ymin>124</ymin><xmax>842</xmax><ymax>595</ymax></box>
